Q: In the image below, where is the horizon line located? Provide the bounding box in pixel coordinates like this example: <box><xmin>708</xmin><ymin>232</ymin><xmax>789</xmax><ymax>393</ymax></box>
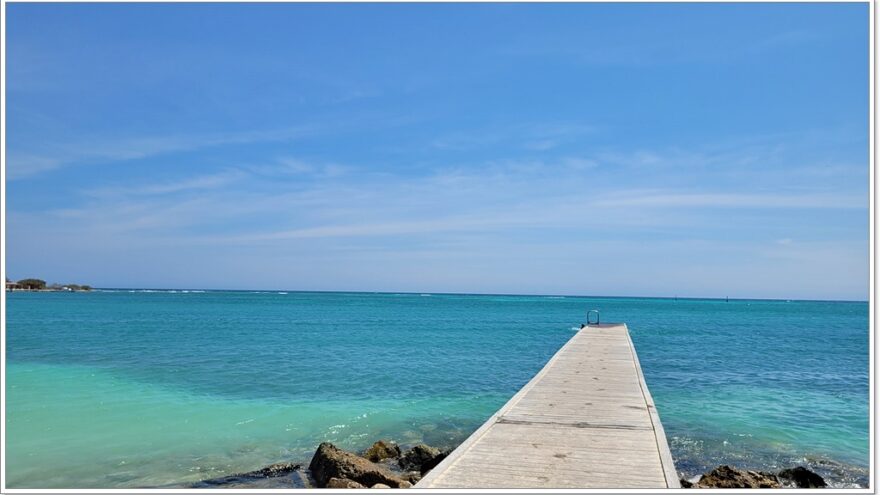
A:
<box><xmin>13</xmin><ymin>286</ymin><xmax>866</xmax><ymax>304</ymax></box>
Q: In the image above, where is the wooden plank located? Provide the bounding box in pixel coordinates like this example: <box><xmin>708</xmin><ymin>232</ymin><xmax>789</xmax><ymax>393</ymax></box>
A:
<box><xmin>416</xmin><ymin>323</ymin><xmax>680</xmax><ymax>489</ymax></box>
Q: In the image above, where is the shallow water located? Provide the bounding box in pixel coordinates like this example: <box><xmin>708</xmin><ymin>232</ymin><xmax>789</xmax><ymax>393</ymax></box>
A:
<box><xmin>5</xmin><ymin>291</ymin><xmax>869</xmax><ymax>487</ymax></box>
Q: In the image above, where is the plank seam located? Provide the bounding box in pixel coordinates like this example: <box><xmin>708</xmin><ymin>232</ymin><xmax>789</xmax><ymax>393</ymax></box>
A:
<box><xmin>496</xmin><ymin>418</ymin><xmax>653</xmax><ymax>430</ymax></box>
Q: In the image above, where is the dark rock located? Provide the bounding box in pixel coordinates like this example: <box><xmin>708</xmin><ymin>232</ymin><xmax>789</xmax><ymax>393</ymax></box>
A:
<box><xmin>189</xmin><ymin>462</ymin><xmax>305</xmax><ymax>488</ymax></box>
<box><xmin>679</xmin><ymin>478</ymin><xmax>693</xmax><ymax>488</ymax></box>
<box><xmin>364</xmin><ymin>440</ymin><xmax>401</xmax><ymax>462</ymax></box>
<box><xmin>428</xmin><ymin>449</ymin><xmax>452</xmax><ymax>472</ymax></box>
<box><xmin>697</xmin><ymin>465</ymin><xmax>780</xmax><ymax>488</ymax></box>
<box><xmin>778</xmin><ymin>466</ymin><xmax>827</xmax><ymax>488</ymax></box>
<box><xmin>326</xmin><ymin>477</ymin><xmax>366</xmax><ymax>489</ymax></box>
<box><xmin>398</xmin><ymin>444</ymin><xmax>448</xmax><ymax>474</ymax></box>
<box><xmin>309</xmin><ymin>442</ymin><xmax>407</xmax><ymax>488</ymax></box>
<box><xmin>403</xmin><ymin>471</ymin><xmax>422</xmax><ymax>484</ymax></box>
<box><xmin>249</xmin><ymin>462</ymin><xmax>301</xmax><ymax>478</ymax></box>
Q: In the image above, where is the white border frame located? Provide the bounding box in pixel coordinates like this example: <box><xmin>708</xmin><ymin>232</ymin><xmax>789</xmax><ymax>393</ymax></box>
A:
<box><xmin>0</xmin><ymin>1</ymin><xmax>875</xmax><ymax>493</ymax></box>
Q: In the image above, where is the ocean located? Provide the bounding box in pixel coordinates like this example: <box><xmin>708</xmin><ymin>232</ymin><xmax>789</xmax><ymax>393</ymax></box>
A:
<box><xmin>4</xmin><ymin>290</ymin><xmax>869</xmax><ymax>488</ymax></box>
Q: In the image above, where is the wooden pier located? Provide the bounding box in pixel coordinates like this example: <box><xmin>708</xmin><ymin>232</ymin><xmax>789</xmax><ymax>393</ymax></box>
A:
<box><xmin>416</xmin><ymin>323</ymin><xmax>679</xmax><ymax>489</ymax></box>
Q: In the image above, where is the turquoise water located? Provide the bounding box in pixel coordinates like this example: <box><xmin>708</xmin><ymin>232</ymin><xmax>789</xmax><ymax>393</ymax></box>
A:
<box><xmin>5</xmin><ymin>291</ymin><xmax>869</xmax><ymax>488</ymax></box>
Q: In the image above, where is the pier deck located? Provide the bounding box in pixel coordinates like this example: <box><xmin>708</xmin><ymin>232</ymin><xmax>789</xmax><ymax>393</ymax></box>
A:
<box><xmin>416</xmin><ymin>323</ymin><xmax>679</xmax><ymax>489</ymax></box>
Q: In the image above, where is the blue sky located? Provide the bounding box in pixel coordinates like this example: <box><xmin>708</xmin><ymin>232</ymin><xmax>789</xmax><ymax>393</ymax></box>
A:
<box><xmin>5</xmin><ymin>3</ymin><xmax>870</xmax><ymax>300</ymax></box>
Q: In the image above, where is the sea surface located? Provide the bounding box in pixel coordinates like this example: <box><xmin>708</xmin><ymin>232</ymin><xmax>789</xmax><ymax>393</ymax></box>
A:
<box><xmin>5</xmin><ymin>290</ymin><xmax>870</xmax><ymax>488</ymax></box>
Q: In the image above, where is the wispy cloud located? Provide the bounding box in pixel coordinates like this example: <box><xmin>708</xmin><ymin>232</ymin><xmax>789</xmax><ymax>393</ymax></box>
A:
<box><xmin>592</xmin><ymin>192</ymin><xmax>866</xmax><ymax>209</ymax></box>
<box><xmin>28</xmin><ymin>129</ymin><xmax>867</xmax><ymax>252</ymax></box>
<box><xmin>496</xmin><ymin>25</ymin><xmax>820</xmax><ymax>68</ymax></box>
<box><xmin>7</xmin><ymin>154</ymin><xmax>64</xmax><ymax>178</ymax></box>
<box><xmin>430</xmin><ymin>122</ymin><xmax>597</xmax><ymax>152</ymax></box>
<box><xmin>82</xmin><ymin>170</ymin><xmax>246</xmax><ymax>198</ymax></box>
<box><xmin>7</xmin><ymin>126</ymin><xmax>317</xmax><ymax>180</ymax></box>
<box><xmin>249</xmin><ymin>158</ymin><xmax>351</xmax><ymax>179</ymax></box>
<box><xmin>221</xmin><ymin>216</ymin><xmax>515</xmax><ymax>242</ymax></box>
<box><xmin>57</xmin><ymin>170</ymin><xmax>861</xmax><ymax>251</ymax></box>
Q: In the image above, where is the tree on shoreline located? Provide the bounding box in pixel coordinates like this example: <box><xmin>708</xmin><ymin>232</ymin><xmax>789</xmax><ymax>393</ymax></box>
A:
<box><xmin>9</xmin><ymin>278</ymin><xmax>92</xmax><ymax>291</ymax></box>
<box><xmin>17</xmin><ymin>278</ymin><xmax>47</xmax><ymax>290</ymax></box>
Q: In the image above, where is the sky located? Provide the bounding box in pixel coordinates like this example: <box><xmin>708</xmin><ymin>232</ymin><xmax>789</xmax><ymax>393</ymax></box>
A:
<box><xmin>4</xmin><ymin>3</ymin><xmax>870</xmax><ymax>300</ymax></box>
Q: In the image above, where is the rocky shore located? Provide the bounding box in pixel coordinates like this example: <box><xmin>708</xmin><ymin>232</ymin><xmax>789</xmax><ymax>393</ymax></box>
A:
<box><xmin>680</xmin><ymin>465</ymin><xmax>828</xmax><ymax>489</ymax></box>
<box><xmin>188</xmin><ymin>439</ymin><xmax>841</xmax><ymax>489</ymax></box>
<box><xmin>189</xmin><ymin>440</ymin><xmax>449</xmax><ymax>489</ymax></box>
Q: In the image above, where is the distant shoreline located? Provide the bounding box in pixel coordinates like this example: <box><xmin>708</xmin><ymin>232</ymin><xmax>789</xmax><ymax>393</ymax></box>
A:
<box><xmin>8</xmin><ymin>287</ymin><xmax>868</xmax><ymax>304</ymax></box>
<box><xmin>6</xmin><ymin>288</ymin><xmax>93</xmax><ymax>292</ymax></box>
<box><xmin>6</xmin><ymin>279</ymin><xmax>92</xmax><ymax>292</ymax></box>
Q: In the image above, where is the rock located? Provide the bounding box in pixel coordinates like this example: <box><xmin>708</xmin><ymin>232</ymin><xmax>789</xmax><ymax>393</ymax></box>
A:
<box><xmin>188</xmin><ymin>462</ymin><xmax>305</xmax><ymax>488</ymax></box>
<box><xmin>403</xmin><ymin>471</ymin><xmax>422</xmax><ymax>484</ymax></box>
<box><xmin>679</xmin><ymin>478</ymin><xmax>693</xmax><ymax>488</ymax></box>
<box><xmin>398</xmin><ymin>480</ymin><xmax>413</xmax><ymax>488</ymax></box>
<box><xmin>249</xmin><ymin>462</ymin><xmax>301</xmax><ymax>478</ymax></box>
<box><xmin>326</xmin><ymin>477</ymin><xmax>366</xmax><ymax>489</ymax></box>
<box><xmin>364</xmin><ymin>440</ymin><xmax>401</xmax><ymax>462</ymax></box>
<box><xmin>398</xmin><ymin>444</ymin><xmax>448</xmax><ymax>474</ymax></box>
<box><xmin>778</xmin><ymin>466</ymin><xmax>827</xmax><ymax>488</ymax></box>
<box><xmin>309</xmin><ymin>442</ymin><xmax>407</xmax><ymax>488</ymax></box>
<box><xmin>697</xmin><ymin>465</ymin><xmax>780</xmax><ymax>488</ymax></box>
<box><xmin>371</xmin><ymin>483</ymin><xmax>391</xmax><ymax>489</ymax></box>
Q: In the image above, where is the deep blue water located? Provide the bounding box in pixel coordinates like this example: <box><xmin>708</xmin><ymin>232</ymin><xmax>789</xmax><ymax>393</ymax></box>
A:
<box><xmin>5</xmin><ymin>290</ymin><xmax>869</xmax><ymax>487</ymax></box>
